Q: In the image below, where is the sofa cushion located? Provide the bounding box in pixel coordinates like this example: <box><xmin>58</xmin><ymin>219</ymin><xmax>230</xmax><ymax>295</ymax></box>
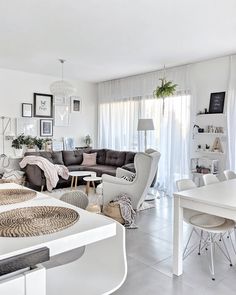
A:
<box><xmin>51</xmin><ymin>152</ymin><xmax>64</xmax><ymax>165</ymax></box>
<box><xmin>89</xmin><ymin>149</ymin><xmax>106</xmax><ymax>165</ymax></box>
<box><xmin>24</xmin><ymin>151</ymin><xmax>64</xmax><ymax>165</ymax></box>
<box><xmin>67</xmin><ymin>165</ymin><xmax>88</xmax><ymax>172</ymax></box>
<box><xmin>122</xmin><ymin>163</ymin><xmax>136</xmax><ymax>173</ymax></box>
<box><xmin>125</xmin><ymin>151</ymin><xmax>136</xmax><ymax>164</ymax></box>
<box><xmin>105</xmin><ymin>150</ymin><xmax>126</xmax><ymax>167</ymax></box>
<box><xmin>81</xmin><ymin>153</ymin><xmax>97</xmax><ymax>166</ymax></box>
<box><xmin>62</xmin><ymin>150</ymin><xmax>84</xmax><ymax>166</ymax></box>
<box><xmin>88</xmin><ymin>165</ymin><xmax>117</xmax><ymax>177</ymax></box>
<box><xmin>67</xmin><ymin>165</ymin><xmax>116</xmax><ymax>177</ymax></box>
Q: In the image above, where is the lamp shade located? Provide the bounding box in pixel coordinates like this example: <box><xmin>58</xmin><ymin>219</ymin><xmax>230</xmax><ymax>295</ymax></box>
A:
<box><xmin>137</xmin><ymin>119</ymin><xmax>154</xmax><ymax>131</ymax></box>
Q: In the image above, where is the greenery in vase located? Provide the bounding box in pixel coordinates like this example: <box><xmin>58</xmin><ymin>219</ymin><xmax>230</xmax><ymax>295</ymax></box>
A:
<box><xmin>11</xmin><ymin>135</ymin><xmax>52</xmax><ymax>150</ymax></box>
<box><xmin>24</xmin><ymin>135</ymin><xmax>35</xmax><ymax>148</ymax></box>
<box><xmin>153</xmin><ymin>78</ymin><xmax>178</xmax><ymax>99</ymax></box>
<box><xmin>11</xmin><ymin>134</ymin><xmax>25</xmax><ymax>149</ymax></box>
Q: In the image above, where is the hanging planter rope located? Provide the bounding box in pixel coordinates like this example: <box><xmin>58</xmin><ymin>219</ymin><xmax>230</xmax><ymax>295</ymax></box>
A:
<box><xmin>153</xmin><ymin>67</ymin><xmax>178</xmax><ymax>114</ymax></box>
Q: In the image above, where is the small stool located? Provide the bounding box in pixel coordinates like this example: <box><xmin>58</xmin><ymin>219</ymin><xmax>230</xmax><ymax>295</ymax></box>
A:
<box><xmin>60</xmin><ymin>191</ymin><xmax>89</xmax><ymax>209</ymax></box>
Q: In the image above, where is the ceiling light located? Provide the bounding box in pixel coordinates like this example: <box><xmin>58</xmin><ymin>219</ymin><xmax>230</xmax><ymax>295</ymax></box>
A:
<box><xmin>50</xmin><ymin>59</ymin><xmax>75</xmax><ymax>98</ymax></box>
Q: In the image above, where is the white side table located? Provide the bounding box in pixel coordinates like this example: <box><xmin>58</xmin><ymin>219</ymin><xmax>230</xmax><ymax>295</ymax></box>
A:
<box><xmin>68</xmin><ymin>171</ymin><xmax>96</xmax><ymax>189</ymax></box>
<box><xmin>83</xmin><ymin>176</ymin><xmax>102</xmax><ymax>195</ymax></box>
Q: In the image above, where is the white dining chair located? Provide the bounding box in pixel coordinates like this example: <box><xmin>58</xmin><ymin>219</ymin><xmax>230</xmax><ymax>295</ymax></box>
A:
<box><xmin>224</xmin><ymin>170</ymin><xmax>236</xmax><ymax>180</ymax></box>
<box><xmin>202</xmin><ymin>174</ymin><xmax>219</xmax><ymax>186</ymax></box>
<box><xmin>176</xmin><ymin>178</ymin><xmax>235</xmax><ymax>280</ymax></box>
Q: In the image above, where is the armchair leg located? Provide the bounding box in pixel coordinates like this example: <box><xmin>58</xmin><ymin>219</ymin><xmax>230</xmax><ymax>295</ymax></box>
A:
<box><xmin>41</xmin><ymin>185</ymin><xmax>44</xmax><ymax>192</ymax></box>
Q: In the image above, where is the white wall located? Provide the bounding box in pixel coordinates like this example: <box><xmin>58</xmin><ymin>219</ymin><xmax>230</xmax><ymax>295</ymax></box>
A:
<box><xmin>0</xmin><ymin>68</ymin><xmax>97</xmax><ymax>155</ymax></box>
<box><xmin>189</xmin><ymin>56</ymin><xmax>230</xmax><ymax>177</ymax></box>
<box><xmin>190</xmin><ymin>56</ymin><xmax>229</xmax><ymax>113</ymax></box>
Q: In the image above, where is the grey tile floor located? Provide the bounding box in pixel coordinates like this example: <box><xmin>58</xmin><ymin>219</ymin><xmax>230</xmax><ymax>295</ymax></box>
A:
<box><xmin>114</xmin><ymin>196</ymin><xmax>236</xmax><ymax>295</ymax></box>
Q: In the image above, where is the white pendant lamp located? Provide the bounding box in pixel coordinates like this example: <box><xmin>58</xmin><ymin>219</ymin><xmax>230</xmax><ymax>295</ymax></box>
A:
<box><xmin>50</xmin><ymin>59</ymin><xmax>75</xmax><ymax>98</ymax></box>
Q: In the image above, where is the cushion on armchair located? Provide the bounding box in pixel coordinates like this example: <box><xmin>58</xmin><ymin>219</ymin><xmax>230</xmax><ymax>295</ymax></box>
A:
<box><xmin>121</xmin><ymin>174</ymin><xmax>135</xmax><ymax>182</ymax></box>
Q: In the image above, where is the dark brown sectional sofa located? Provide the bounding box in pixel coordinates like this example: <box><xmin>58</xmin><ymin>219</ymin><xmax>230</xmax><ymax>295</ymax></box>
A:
<box><xmin>24</xmin><ymin>148</ymin><xmax>136</xmax><ymax>191</ymax></box>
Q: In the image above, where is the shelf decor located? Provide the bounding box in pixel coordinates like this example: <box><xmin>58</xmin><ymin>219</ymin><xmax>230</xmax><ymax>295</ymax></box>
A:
<box><xmin>211</xmin><ymin>137</ymin><xmax>223</xmax><ymax>153</ymax></box>
<box><xmin>153</xmin><ymin>66</ymin><xmax>178</xmax><ymax>114</ymax></box>
<box><xmin>209</xmin><ymin>92</ymin><xmax>225</xmax><ymax>114</ymax></box>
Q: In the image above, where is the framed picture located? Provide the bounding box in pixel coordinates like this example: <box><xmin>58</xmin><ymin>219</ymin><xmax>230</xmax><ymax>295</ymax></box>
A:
<box><xmin>54</xmin><ymin>96</ymin><xmax>68</xmax><ymax>105</ymax></box>
<box><xmin>209</xmin><ymin>92</ymin><xmax>225</xmax><ymax>113</ymax></box>
<box><xmin>22</xmin><ymin>103</ymin><xmax>32</xmax><ymax>117</ymax></box>
<box><xmin>63</xmin><ymin>137</ymin><xmax>75</xmax><ymax>150</ymax></box>
<box><xmin>16</xmin><ymin>118</ymin><xmax>38</xmax><ymax>136</ymax></box>
<box><xmin>52</xmin><ymin>139</ymin><xmax>64</xmax><ymax>151</ymax></box>
<box><xmin>54</xmin><ymin>105</ymin><xmax>70</xmax><ymax>126</ymax></box>
<box><xmin>71</xmin><ymin>96</ymin><xmax>81</xmax><ymax>112</ymax></box>
<box><xmin>34</xmin><ymin>93</ymin><xmax>53</xmax><ymax>117</ymax></box>
<box><xmin>40</xmin><ymin>119</ymin><xmax>53</xmax><ymax>137</ymax></box>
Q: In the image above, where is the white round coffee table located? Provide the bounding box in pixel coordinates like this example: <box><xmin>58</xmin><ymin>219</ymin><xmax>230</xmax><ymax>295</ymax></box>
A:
<box><xmin>69</xmin><ymin>171</ymin><xmax>96</xmax><ymax>189</ymax></box>
<box><xmin>83</xmin><ymin>176</ymin><xmax>102</xmax><ymax>195</ymax></box>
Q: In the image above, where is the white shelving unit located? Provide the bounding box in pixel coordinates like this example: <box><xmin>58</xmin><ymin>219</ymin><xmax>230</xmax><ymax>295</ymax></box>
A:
<box><xmin>191</xmin><ymin>113</ymin><xmax>227</xmax><ymax>184</ymax></box>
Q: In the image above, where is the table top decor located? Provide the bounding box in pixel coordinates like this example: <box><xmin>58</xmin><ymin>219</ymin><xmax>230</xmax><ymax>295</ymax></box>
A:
<box><xmin>0</xmin><ymin>189</ymin><xmax>36</xmax><ymax>205</ymax></box>
<box><xmin>0</xmin><ymin>206</ymin><xmax>79</xmax><ymax>237</ymax></box>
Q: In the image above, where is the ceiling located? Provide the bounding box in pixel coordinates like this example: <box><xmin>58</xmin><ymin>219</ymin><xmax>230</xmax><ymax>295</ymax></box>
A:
<box><xmin>0</xmin><ymin>0</ymin><xmax>236</xmax><ymax>82</ymax></box>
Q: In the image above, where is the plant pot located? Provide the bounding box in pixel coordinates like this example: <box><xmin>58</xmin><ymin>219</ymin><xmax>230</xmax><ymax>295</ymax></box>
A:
<box><xmin>26</xmin><ymin>148</ymin><xmax>36</xmax><ymax>153</ymax></box>
<box><xmin>13</xmin><ymin>148</ymin><xmax>23</xmax><ymax>157</ymax></box>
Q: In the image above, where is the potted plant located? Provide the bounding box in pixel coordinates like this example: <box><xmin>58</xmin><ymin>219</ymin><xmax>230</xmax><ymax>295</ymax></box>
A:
<box><xmin>153</xmin><ymin>78</ymin><xmax>178</xmax><ymax>114</ymax></box>
<box><xmin>11</xmin><ymin>134</ymin><xmax>25</xmax><ymax>156</ymax></box>
<box><xmin>24</xmin><ymin>135</ymin><xmax>36</xmax><ymax>152</ymax></box>
<box><xmin>34</xmin><ymin>137</ymin><xmax>45</xmax><ymax>151</ymax></box>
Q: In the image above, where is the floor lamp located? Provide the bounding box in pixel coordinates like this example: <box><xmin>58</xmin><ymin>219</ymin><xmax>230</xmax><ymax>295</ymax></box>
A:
<box><xmin>137</xmin><ymin>118</ymin><xmax>159</xmax><ymax>200</ymax></box>
<box><xmin>137</xmin><ymin>118</ymin><xmax>154</xmax><ymax>151</ymax></box>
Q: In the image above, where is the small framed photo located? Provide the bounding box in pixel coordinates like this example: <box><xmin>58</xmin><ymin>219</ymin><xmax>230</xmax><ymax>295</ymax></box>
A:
<box><xmin>40</xmin><ymin>119</ymin><xmax>53</xmax><ymax>137</ymax></box>
<box><xmin>71</xmin><ymin>96</ymin><xmax>81</xmax><ymax>112</ymax></box>
<box><xmin>209</xmin><ymin>92</ymin><xmax>225</xmax><ymax>114</ymax></box>
<box><xmin>52</xmin><ymin>139</ymin><xmax>64</xmax><ymax>151</ymax></box>
<box><xmin>63</xmin><ymin>137</ymin><xmax>75</xmax><ymax>150</ymax></box>
<box><xmin>22</xmin><ymin>103</ymin><xmax>32</xmax><ymax>117</ymax></box>
<box><xmin>34</xmin><ymin>93</ymin><xmax>53</xmax><ymax>117</ymax></box>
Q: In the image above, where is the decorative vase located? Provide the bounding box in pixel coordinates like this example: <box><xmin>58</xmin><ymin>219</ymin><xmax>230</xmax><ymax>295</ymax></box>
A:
<box><xmin>13</xmin><ymin>148</ymin><xmax>23</xmax><ymax>157</ymax></box>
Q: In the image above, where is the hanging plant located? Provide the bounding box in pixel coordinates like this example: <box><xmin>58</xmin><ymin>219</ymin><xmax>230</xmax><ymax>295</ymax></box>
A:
<box><xmin>153</xmin><ymin>77</ymin><xmax>178</xmax><ymax>114</ymax></box>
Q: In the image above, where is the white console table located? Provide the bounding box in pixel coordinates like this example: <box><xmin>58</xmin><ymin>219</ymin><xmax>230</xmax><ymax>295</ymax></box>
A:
<box><xmin>0</xmin><ymin>183</ymin><xmax>127</xmax><ymax>295</ymax></box>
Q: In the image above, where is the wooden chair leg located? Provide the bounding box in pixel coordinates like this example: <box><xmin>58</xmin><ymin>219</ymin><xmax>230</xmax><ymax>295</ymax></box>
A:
<box><xmin>71</xmin><ymin>176</ymin><xmax>74</xmax><ymax>189</ymax></box>
<box><xmin>75</xmin><ymin>176</ymin><xmax>78</xmax><ymax>188</ymax></box>
<box><xmin>86</xmin><ymin>181</ymin><xmax>90</xmax><ymax>195</ymax></box>
<box><xmin>41</xmin><ymin>185</ymin><xmax>44</xmax><ymax>192</ymax></box>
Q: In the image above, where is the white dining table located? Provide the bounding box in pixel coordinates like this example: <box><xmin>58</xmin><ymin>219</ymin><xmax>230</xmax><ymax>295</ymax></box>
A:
<box><xmin>173</xmin><ymin>179</ymin><xmax>236</xmax><ymax>276</ymax></box>
<box><xmin>0</xmin><ymin>183</ymin><xmax>127</xmax><ymax>295</ymax></box>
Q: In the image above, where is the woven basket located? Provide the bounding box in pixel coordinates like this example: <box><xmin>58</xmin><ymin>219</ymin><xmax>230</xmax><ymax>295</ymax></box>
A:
<box><xmin>103</xmin><ymin>202</ymin><xmax>125</xmax><ymax>224</ymax></box>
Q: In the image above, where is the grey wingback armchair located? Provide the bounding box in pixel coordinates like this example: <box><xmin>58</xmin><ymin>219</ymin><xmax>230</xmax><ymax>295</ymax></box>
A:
<box><xmin>102</xmin><ymin>151</ymin><xmax>161</xmax><ymax>210</ymax></box>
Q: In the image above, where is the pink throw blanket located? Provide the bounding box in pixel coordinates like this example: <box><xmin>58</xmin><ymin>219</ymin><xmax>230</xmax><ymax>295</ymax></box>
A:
<box><xmin>20</xmin><ymin>156</ymin><xmax>69</xmax><ymax>191</ymax></box>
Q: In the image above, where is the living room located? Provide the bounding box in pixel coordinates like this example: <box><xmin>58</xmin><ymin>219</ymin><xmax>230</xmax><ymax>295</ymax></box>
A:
<box><xmin>0</xmin><ymin>1</ymin><xmax>236</xmax><ymax>294</ymax></box>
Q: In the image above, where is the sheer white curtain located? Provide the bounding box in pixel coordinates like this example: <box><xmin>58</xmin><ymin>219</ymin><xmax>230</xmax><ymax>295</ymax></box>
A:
<box><xmin>227</xmin><ymin>55</ymin><xmax>236</xmax><ymax>170</ymax></box>
<box><xmin>98</xmin><ymin>65</ymin><xmax>191</xmax><ymax>195</ymax></box>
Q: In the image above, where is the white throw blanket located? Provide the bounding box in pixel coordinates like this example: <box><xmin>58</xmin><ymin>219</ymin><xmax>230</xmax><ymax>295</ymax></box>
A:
<box><xmin>113</xmin><ymin>193</ymin><xmax>137</xmax><ymax>229</ymax></box>
<box><xmin>20</xmin><ymin>156</ymin><xmax>69</xmax><ymax>191</ymax></box>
